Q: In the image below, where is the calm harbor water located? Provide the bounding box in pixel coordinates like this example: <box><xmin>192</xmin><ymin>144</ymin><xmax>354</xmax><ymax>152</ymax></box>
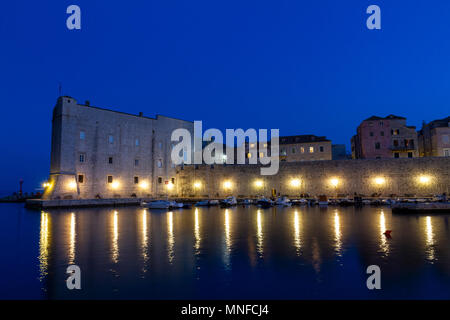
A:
<box><xmin>0</xmin><ymin>203</ymin><xmax>449</xmax><ymax>299</ymax></box>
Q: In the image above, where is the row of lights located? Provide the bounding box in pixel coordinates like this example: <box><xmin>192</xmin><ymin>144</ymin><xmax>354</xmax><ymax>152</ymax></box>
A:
<box><xmin>191</xmin><ymin>175</ymin><xmax>433</xmax><ymax>190</ymax></box>
<box><xmin>42</xmin><ymin>175</ymin><xmax>433</xmax><ymax>192</ymax></box>
<box><xmin>43</xmin><ymin>180</ymin><xmax>169</xmax><ymax>191</ymax></box>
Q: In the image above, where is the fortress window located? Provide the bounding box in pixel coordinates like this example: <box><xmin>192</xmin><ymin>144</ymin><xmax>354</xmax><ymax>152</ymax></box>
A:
<box><xmin>375</xmin><ymin>142</ymin><xmax>381</xmax><ymax>149</ymax></box>
<box><xmin>135</xmin><ymin>159</ymin><xmax>139</xmax><ymax>166</ymax></box>
<box><xmin>408</xmin><ymin>152</ymin><xmax>413</xmax><ymax>158</ymax></box>
<box><xmin>300</xmin><ymin>147</ymin><xmax>305</xmax><ymax>153</ymax></box>
<box><xmin>158</xmin><ymin>177</ymin><xmax>162</xmax><ymax>184</ymax></box>
<box><xmin>370</xmin><ymin>132</ymin><xmax>374</xmax><ymax>137</ymax></box>
<box><xmin>157</xmin><ymin>159</ymin><xmax>162</xmax><ymax>168</ymax></box>
<box><xmin>108</xmin><ymin>135</ymin><xmax>114</xmax><ymax>143</ymax></box>
<box><xmin>80</xmin><ymin>131</ymin><xmax>85</xmax><ymax>140</ymax></box>
<box><xmin>171</xmin><ymin>178</ymin><xmax>175</xmax><ymax>184</ymax></box>
<box><xmin>319</xmin><ymin>146</ymin><xmax>324</xmax><ymax>152</ymax></box>
<box><xmin>158</xmin><ymin>142</ymin><xmax>162</xmax><ymax>149</ymax></box>
<box><xmin>108</xmin><ymin>157</ymin><xmax>113</xmax><ymax>164</ymax></box>
<box><xmin>291</xmin><ymin>148</ymin><xmax>296</xmax><ymax>154</ymax></box>
<box><xmin>259</xmin><ymin>152</ymin><xmax>264</xmax><ymax>158</ymax></box>
<box><xmin>380</xmin><ymin>131</ymin><xmax>384</xmax><ymax>136</ymax></box>
<box><xmin>135</xmin><ymin>138</ymin><xmax>140</xmax><ymax>146</ymax></box>
<box><xmin>394</xmin><ymin>153</ymin><xmax>399</xmax><ymax>158</ymax></box>
<box><xmin>134</xmin><ymin>176</ymin><xmax>139</xmax><ymax>184</ymax></box>
<box><xmin>78</xmin><ymin>174</ymin><xmax>84</xmax><ymax>183</ymax></box>
<box><xmin>107</xmin><ymin>176</ymin><xmax>113</xmax><ymax>183</ymax></box>
<box><xmin>79</xmin><ymin>154</ymin><xmax>85</xmax><ymax>163</ymax></box>
<box><xmin>309</xmin><ymin>146</ymin><xmax>314</xmax><ymax>153</ymax></box>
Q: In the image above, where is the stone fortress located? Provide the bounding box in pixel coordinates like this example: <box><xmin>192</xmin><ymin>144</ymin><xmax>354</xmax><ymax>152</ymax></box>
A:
<box><xmin>43</xmin><ymin>96</ymin><xmax>193</xmax><ymax>200</ymax></box>
<box><xmin>43</xmin><ymin>96</ymin><xmax>450</xmax><ymax>200</ymax></box>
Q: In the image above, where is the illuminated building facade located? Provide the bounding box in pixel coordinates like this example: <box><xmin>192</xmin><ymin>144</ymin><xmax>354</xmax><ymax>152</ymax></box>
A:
<box><xmin>43</xmin><ymin>96</ymin><xmax>193</xmax><ymax>200</ymax></box>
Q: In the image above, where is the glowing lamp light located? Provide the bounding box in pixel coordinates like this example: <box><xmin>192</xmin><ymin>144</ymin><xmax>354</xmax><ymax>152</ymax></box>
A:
<box><xmin>139</xmin><ymin>181</ymin><xmax>149</xmax><ymax>189</ymax></box>
<box><xmin>419</xmin><ymin>176</ymin><xmax>431</xmax><ymax>184</ymax></box>
<box><xmin>42</xmin><ymin>182</ymin><xmax>50</xmax><ymax>188</ymax></box>
<box><xmin>330</xmin><ymin>178</ymin><xmax>339</xmax><ymax>188</ymax></box>
<box><xmin>111</xmin><ymin>181</ymin><xmax>120</xmax><ymax>189</ymax></box>
<box><xmin>167</xmin><ymin>182</ymin><xmax>174</xmax><ymax>190</ymax></box>
<box><xmin>254</xmin><ymin>180</ymin><xmax>263</xmax><ymax>188</ymax></box>
<box><xmin>68</xmin><ymin>181</ymin><xmax>77</xmax><ymax>190</ymax></box>
<box><xmin>193</xmin><ymin>181</ymin><xmax>202</xmax><ymax>189</ymax></box>
<box><xmin>290</xmin><ymin>179</ymin><xmax>301</xmax><ymax>188</ymax></box>
<box><xmin>223</xmin><ymin>181</ymin><xmax>232</xmax><ymax>189</ymax></box>
<box><xmin>374</xmin><ymin>177</ymin><xmax>386</xmax><ymax>185</ymax></box>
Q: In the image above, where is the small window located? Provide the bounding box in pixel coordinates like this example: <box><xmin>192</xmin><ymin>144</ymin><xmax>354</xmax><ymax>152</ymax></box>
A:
<box><xmin>247</xmin><ymin>153</ymin><xmax>252</xmax><ymax>158</ymax></box>
<box><xmin>107</xmin><ymin>176</ymin><xmax>113</xmax><ymax>183</ymax></box>
<box><xmin>80</xmin><ymin>131</ymin><xmax>85</xmax><ymax>140</ymax></box>
<box><xmin>280</xmin><ymin>148</ymin><xmax>287</xmax><ymax>156</ymax></box>
<box><xmin>375</xmin><ymin>142</ymin><xmax>381</xmax><ymax>149</ymax></box>
<box><xmin>379</xmin><ymin>121</ymin><xmax>384</xmax><ymax>127</ymax></box>
<box><xmin>291</xmin><ymin>148</ymin><xmax>296</xmax><ymax>154</ymax></box>
<box><xmin>134</xmin><ymin>176</ymin><xmax>139</xmax><ymax>184</ymax></box>
<box><xmin>157</xmin><ymin>159</ymin><xmax>162</xmax><ymax>168</ymax></box>
<box><xmin>443</xmin><ymin>135</ymin><xmax>449</xmax><ymax>143</ymax></box>
<box><xmin>259</xmin><ymin>152</ymin><xmax>264</xmax><ymax>158</ymax></box>
<box><xmin>380</xmin><ymin>131</ymin><xmax>384</xmax><ymax>136</ymax></box>
<box><xmin>408</xmin><ymin>152</ymin><xmax>413</xmax><ymax>158</ymax></box>
<box><xmin>158</xmin><ymin>177</ymin><xmax>162</xmax><ymax>184</ymax></box>
<box><xmin>135</xmin><ymin>159</ymin><xmax>139</xmax><ymax>166</ymax></box>
<box><xmin>171</xmin><ymin>178</ymin><xmax>175</xmax><ymax>184</ymax></box>
<box><xmin>135</xmin><ymin>138</ymin><xmax>140</xmax><ymax>146</ymax></box>
<box><xmin>78</xmin><ymin>174</ymin><xmax>84</xmax><ymax>183</ymax></box>
<box><xmin>394</xmin><ymin>153</ymin><xmax>399</xmax><ymax>158</ymax></box>
<box><xmin>393</xmin><ymin>140</ymin><xmax>399</xmax><ymax>147</ymax></box>
<box><xmin>370</xmin><ymin>132</ymin><xmax>374</xmax><ymax>137</ymax></box>
<box><xmin>319</xmin><ymin>146</ymin><xmax>324</xmax><ymax>152</ymax></box>
<box><xmin>309</xmin><ymin>146</ymin><xmax>314</xmax><ymax>153</ymax></box>
<box><xmin>108</xmin><ymin>135</ymin><xmax>114</xmax><ymax>144</ymax></box>
<box><xmin>300</xmin><ymin>147</ymin><xmax>305</xmax><ymax>153</ymax></box>
<box><xmin>158</xmin><ymin>142</ymin><xmax>162</xmax><ymax>149</ymax></box>
<box><xmin>79</xmin><ymin>154</ymin><xmax>85</xmax><ymax>163</ymax></box>
<box><xmin>108</xmin><ymin>157</ymin><xmax>113</xmax><ymax>164</ymax></box>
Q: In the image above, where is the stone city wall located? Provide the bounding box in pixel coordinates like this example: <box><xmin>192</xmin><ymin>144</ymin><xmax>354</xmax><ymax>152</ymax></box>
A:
<box><xmin>175</xmin><ymin>157</ymin><xmax>450</xmax><ymax>198</ymax></box>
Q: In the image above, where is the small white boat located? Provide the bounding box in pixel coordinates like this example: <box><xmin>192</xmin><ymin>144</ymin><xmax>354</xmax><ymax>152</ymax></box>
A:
<box><xmin>275</xmin><ymin>196</ymin><xmax>291</xmax><ymax>206</ymax></box>
<box><xmin>221</xmin><ymin>196</ymin><xmax>237</xmax><ymax>207</ymax></box>
<box><xmin>169</xmin><ymin>201</ymin><xmax>184</xmax><ymax>208</ymax></box>
<box><xmin>143</xmin><ymin>200</ymin><xmax>171</xmax><ymax>209</ymax></box>
<box><xmin>208</xmin><ymin>199</ymin><xmax>220</xmax><ymax>206</ymax></box>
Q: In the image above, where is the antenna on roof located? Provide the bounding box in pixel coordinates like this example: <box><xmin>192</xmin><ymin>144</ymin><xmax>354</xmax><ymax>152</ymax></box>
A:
<box><xmin>58</xmin><ymin>82</ymin><xmax>62</xmax><ymax>97</ymax></box>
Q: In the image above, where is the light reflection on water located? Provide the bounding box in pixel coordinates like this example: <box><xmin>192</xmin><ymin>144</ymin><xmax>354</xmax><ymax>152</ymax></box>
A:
<box><xmin>167</xmin><ymin>211</ymin><xmax>174</xmax><ymax>263</ymax></box>
<box><xmin>26</xmin><ymin>205</ymin><xmax>450</xmax><ymax>299</ymax></box>
<box><xmin>38</xmin><ymin>211</ymin><xmax>50</xmax><ymax>281</ymax></box>
<box><xmin>256</xmin><ymin>209</ymin><xmax>263</xmax><ymax>258</ymax></box>
<box><xmin>379</xmin><ymin>210</ymin><xmax>390</xmax><ymax>256</ymax></box>
<box><xmin>68</xmin><ymin>212</ymin><xmax>76</xmax><ymax>265</ymax></box>
<box><xmin>110</xmin><ymin>210</ymin><xmax>119</xmax><ymax>264</ymax></box>
<box><xmin>425</xmin><ymin>216</ymin><xmax>435</xmax><ymax>262</ymax></box>
<box><xmin>333</xmin><ymin>210</ymin><xmax>342</xmax><ymax>257</ymax></box>
<box><xmin>140</xmin><ymin>209</ymin><xmax>149</xmax><ymax>273</ymax></box>
<box><xmin>293</xmin><ymin>210</ymin><xmax>301</xmax><ymax>256</ymax></box>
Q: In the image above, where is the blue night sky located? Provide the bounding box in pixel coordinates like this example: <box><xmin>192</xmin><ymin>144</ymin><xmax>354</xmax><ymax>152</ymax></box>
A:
<box><xmin>0</xmin><ymin>1</ymin><xmax>449</xmax><ymax>194</ymax></box>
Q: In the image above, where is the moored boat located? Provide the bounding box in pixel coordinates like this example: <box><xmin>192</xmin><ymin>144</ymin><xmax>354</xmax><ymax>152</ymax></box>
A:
<box><xmin>257</xmin><ymin>197</ymin><xmax>273</xmax><ymax>208</ymax></box>
<box><xmin>275</xmin><ymin>196</ymin><xmax>291</xmax><ymax>206</ymax></box>
<box><xmin>221</xmin><ymin>196</ymin><xmax>237</xmax><ymax>207</ymax></box>
<box><xmin>142</xmin><ymin>200</ymin><xmax>171</xmax><ymax>209</ymax></box>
